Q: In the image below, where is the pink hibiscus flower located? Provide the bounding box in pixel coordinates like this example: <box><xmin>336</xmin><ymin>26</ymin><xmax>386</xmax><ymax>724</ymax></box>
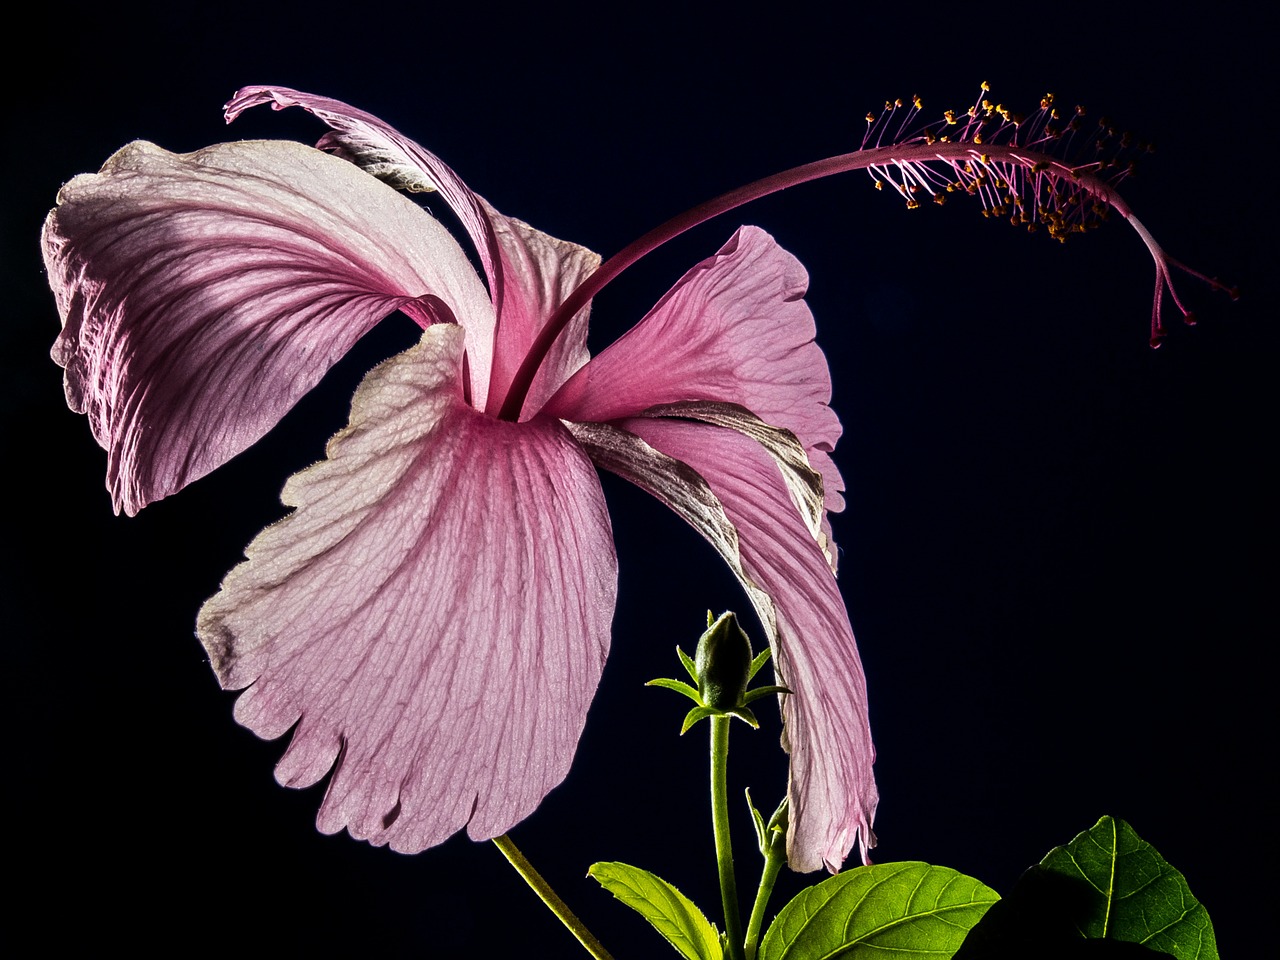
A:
<box><xmin>43</xmin><ymin>87</ymin><xmax>872</xmax><ymax>872</ymax></box>
<box><xmin>43</xmin><ymin>85</ymin><xmax>1219</xmax><ymax>874</ymax></box>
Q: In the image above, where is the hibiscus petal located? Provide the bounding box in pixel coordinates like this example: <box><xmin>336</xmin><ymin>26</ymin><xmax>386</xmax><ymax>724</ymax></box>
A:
<box><xmin>569</xmin><ymin>417</ymin><xmax>876</xmax><ymax>872</ymax></box>
<box><xmin>225</xmin><ymin>86</ymin><xmax>504</xmax><ymax>304</ymax></box>
<box><xmin>630</xmin><ymin>400</ymin><xmax>834</xmax><ymax>568</ymax></box>
<box><xmin>480</xmin><ymin>205</ymin><xmax>601</xmax><ymax>420</ymax></box>
<box><xmin>198</xmin><ymin>324</ymin><xmax>617</xmax><ymax>851</ymax></box>
<box><xmin>44</xmin><ymin>138</ymin><xmax>493</xmax><ymax>515</ymax></box>
<box><xmin>226</xmin><ymin>86</ymin><xmax>602</xmax><ymax>415</ymax></box>
<box><xmin>544</xmin><ymin>225</ymin><xmax>845</xmax><ymax>524</ymax></box>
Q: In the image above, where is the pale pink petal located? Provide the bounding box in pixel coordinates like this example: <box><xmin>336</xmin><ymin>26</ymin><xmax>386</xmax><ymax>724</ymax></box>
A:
<box><xmin>571</xmin><ymin>417</ymin><xmax>875</xmax><ymax>872</ymax></box>
<box><xmin>198</xmin><ymin>324</ymin><xmax>617</xmax><ymax>851</ymax></box>
<box><xmin>479</xmin><ymin>203</ymin><xmax>601</xmax><ymax>419</ymax></box>
<box><xmin>544</xmin><ymin>225</ymin><xmax>845</xmax><ymax>523</ymax></box>
<box><xmin>226</xmin><ymin>86</ymin><xmax>603</xmax><ymax>415</ymax></box>
<box><xmin>44</xmin><ymin>139</ymin><xmax>493</xmax><ymax>515</ymax></box>
<box><xmin>225</xmin><ymin>86</ymin><xmax>504</xmax><ymax>306</ymax></box>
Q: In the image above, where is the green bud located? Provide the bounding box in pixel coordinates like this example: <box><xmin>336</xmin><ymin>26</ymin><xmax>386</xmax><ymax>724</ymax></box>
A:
<box><xmin>694</xmin><ymin>611</ymin><xmax>753</xmax><ymax>711</ymax></box>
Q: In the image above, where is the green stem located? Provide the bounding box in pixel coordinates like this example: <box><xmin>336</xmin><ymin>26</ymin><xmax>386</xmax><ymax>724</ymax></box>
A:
<box><xmin>744</xmin><ymin>844</ymin><xmax>786</xmax><ymax>960</ymax></box>
<box><xmin>711</xmin><ymin>716</ymin><xmax>745</xmax><ymax>960</ymax></box>
<box><xmin>492</xmin><ymin>834</ymin><xmax>615</xmax><ymax>960</ymax></box>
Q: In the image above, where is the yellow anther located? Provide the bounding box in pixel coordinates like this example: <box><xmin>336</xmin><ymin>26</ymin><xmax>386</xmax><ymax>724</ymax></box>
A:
<box><xmin>913</xmin><ymin>94</ymin><xmax>923</xmax><ymax>109</ymax></box>
<box><xmin>981</xmin><ymin>80</ymin><xmax>991</xmax><ymax>91</ymax></box>
<box><xmin>895</xmin><ymin>97</ymin><xmax>904</xmax><ymax>108</ymax></box>
<box><xmin>906</xmin><ymin>198</ymin><xmax>920</xmax><ymax>209</ymax></box>
<box><xmin>944</xmin><ymin>109</ymin><xmax>958</xmax><ymax>125</ymax></box>
<box><xmin>866</xmin><ymin>111</ymin><xmax>876</xmax><ymax>124</ymax></box>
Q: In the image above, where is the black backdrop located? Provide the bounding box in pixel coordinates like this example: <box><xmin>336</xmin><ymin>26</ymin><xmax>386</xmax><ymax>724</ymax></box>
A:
<box><xmin>6</xmin><ymin>4</ymin><xmax>1268</xmax><ymax>955</ymax></box>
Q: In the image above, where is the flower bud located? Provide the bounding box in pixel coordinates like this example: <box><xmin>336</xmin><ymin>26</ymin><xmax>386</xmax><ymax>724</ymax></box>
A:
<box><xmin>694</xmin><ymin>611</ymin><xmax>753</xmax><ymax>711</ymax></box>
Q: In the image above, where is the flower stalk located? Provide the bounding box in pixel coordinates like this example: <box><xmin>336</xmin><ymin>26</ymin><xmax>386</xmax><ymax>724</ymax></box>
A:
<box><xmin>744</xmin><ymin>796</ymin><xmax>789</xmax><ymax>960</ymax></box>
<box><xmin>711</xmin><ymin>716</ymin><xmax>746</xmax><ymax>960</ymax></box>
<box><xmin>492</xmin><ymin>834</ymin><xmax>614</xmax><ymax>960</ymax></box>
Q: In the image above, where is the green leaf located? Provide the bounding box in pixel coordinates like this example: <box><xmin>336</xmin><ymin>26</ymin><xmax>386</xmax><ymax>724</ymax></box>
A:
<box><xmin>590</xmin><ymin>862</ymin><xmax>722</xmax><ymax>960</ymax></box>
<box><xmin>758</xmin><ymin>862</ymin><xmax>999</xmax><ymax>959</ymax></box>
<box><xmin>956</xmin><ymin>816</ymin><xmax>1218</xmax><ymax>959</ymax></box>
<box><xmin>1039</xmin><ymin>816</ymin><xmax>1217</xmax><ymax>958</ymax></box>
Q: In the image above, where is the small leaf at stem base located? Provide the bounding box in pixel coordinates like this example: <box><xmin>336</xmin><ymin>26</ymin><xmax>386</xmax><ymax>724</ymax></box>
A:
<box><xmin>590</xmin><ymin>862</ymin><xmax>723</xmax><ymax>960</ymax></box>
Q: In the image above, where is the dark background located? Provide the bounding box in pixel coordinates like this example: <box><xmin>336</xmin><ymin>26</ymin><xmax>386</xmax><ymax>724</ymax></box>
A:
<box><xmin>6</xmin><ymin>3</ymin><xmax>1268</xmax><ymax>955</ymax></box>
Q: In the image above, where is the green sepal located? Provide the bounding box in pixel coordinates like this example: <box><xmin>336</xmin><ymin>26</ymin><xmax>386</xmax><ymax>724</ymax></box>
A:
<box><xmin>747</xmin><ymin>648</ymin><xmax>772</xmax><ymax>680</ymax></box>
<box><xmin>680</xmin><ymin>705</ymin><xmax>719</xmax><ymax>734</ymax></box>
<box><xmin>746</xmin><ymin>789</ymin><xmax>768</xmax><ymax>852</ymax></box>
<box><xmin>647</xmin><ymin>677</ymin><xmax>702</xmax><ymax>703</ymax></box>
<box><xmin>742</xmin><ymin>685</ymin><xmax>790</xmax><ymax>705</ymax></box>
<box><xmin>759</xmin><ymin>862</ymin><xmax>998</xmax><ymax>960</ymax></box>
<box><xmin>746</xmin><ymin>791</ymin><xmax>788</xmax><ymax>859</ymax></box>
<box><xmin>678</xmin><ymin>645</ymin><xmax>699</xmax><ymax>682</ymax></box>
<box><xmin>590</xmin><ymin>861</ymin><xmax>723</xmax><ymax>960</ymax></box>
<box><xmin>680</xmin><ymin>704</ymin><xmax>759</xmax><ymax>734</ymax></box>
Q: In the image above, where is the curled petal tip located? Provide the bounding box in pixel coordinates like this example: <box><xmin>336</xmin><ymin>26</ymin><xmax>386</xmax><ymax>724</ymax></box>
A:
<box><xmin>223</xmin><ymin>85</ymin><xmax>304</xmax><ymax>124</ymax></box>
